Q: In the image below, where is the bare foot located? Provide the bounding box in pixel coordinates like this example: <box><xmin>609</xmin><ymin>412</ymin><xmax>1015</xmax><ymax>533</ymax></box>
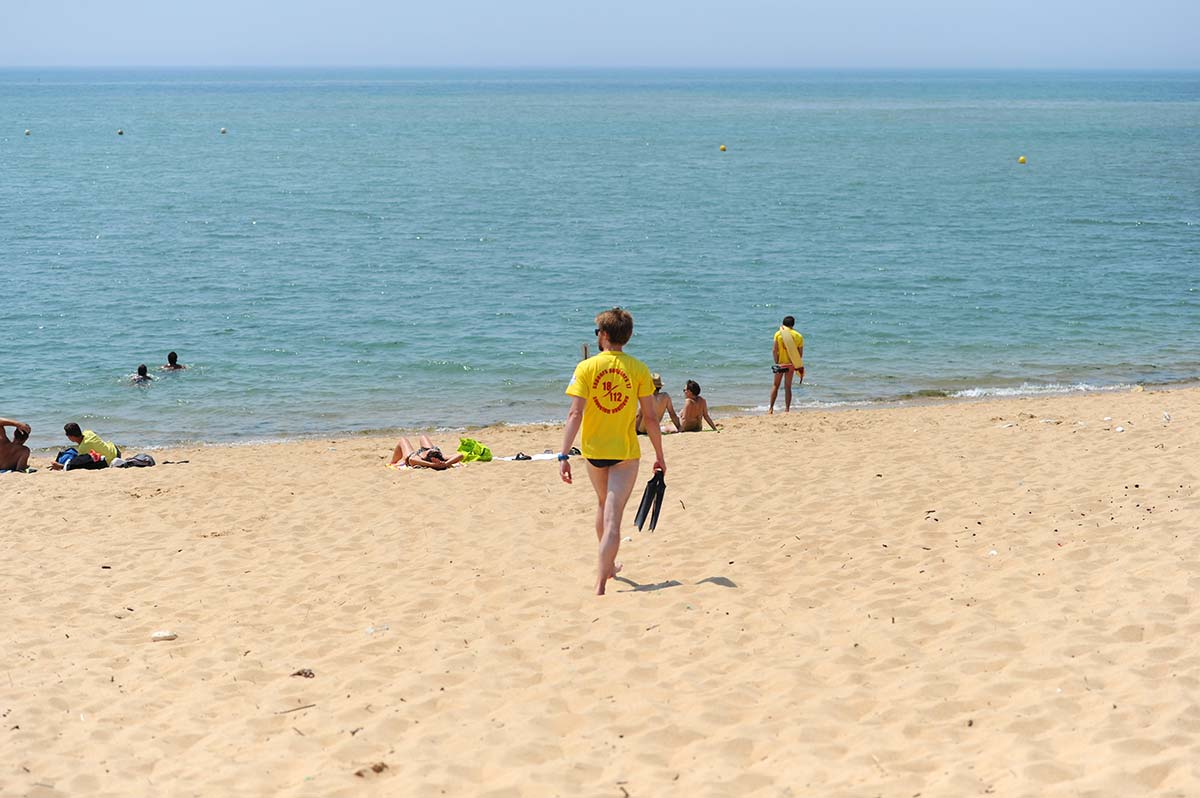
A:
<box><xmin>767</xmin><ymin>408</ymin><xmax>774</xmax><ymax>415</ymax></box>
<box><xmin>613</xmin><ymin>561</ymin><xmax>623</xmax><ymax>576</ymax></box>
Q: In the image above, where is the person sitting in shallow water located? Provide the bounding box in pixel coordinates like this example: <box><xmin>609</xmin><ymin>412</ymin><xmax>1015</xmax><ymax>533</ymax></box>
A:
<box><xmin>389</xmin><ymin>435</ymin><xmax>464</xmax><ymax>470</ymax></box>
<box><xmin>161</xmin><ymin>351</ymin><xmax>186</xmax><ymax>371</ymax></box>
<box><xmin>131</xmin><ymin>364</ymin><xmax>153</xmax><ymax>384</ymax></box>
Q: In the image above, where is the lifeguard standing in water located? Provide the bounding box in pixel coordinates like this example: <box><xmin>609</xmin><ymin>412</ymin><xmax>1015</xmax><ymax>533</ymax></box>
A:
<box><xmin>558</xmin><ymin>307</ymin><xmax>666</xmax><ymax>595</ymax></box>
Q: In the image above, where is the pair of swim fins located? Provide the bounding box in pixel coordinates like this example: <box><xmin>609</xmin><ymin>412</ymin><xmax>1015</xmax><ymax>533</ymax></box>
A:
<box><xmin>634</xmin><ymin>471</ymin><xmax>666</xmax><ymax>532</ymax></box>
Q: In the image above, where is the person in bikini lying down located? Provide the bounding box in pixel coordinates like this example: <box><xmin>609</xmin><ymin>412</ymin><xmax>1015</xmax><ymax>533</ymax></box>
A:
<box><xmin>389</xmin><ymin>435</ymin><xmax>464</xmax><ymax>470</ymax></box>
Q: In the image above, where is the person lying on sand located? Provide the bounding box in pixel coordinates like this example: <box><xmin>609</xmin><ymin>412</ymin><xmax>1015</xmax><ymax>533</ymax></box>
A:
<box><xmin>678</xmin><ymin>380</ymin><xmax>720</xmax><ymax>433</ymax></box>
<box><xmin>50</xmin><ymin>422</ymin><xmax>121</xmax><ymax>470</ymax></box>
<box><xmin>0</xmin><ymin>418</ymin><xmax>32</xmax><ymax>472</ymax></box>
<box><xmin>390</xmin><ymin>436</ymin><xmax>464</xmax><ymax>470</ymax></box>
<box><xmin>636</xmin><ymin>373</ymin><xmax>682</xmax><ymax>435</ymax></box>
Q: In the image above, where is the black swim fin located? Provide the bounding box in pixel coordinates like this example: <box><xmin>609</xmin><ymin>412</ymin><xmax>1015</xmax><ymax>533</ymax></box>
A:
<box><xmin>634</xmin><ymin>472</ymin><xmax>666</xmax><ymax>532</ymax></box>
<box><xmin>648</xmin><ymin>472</ymin><xmax>666</xmax><ymax>531</ymax></box>
<box><xmin>633</xmin><ymin>473</ymin><xmax>657</xmax><ymax>531</ymax></box>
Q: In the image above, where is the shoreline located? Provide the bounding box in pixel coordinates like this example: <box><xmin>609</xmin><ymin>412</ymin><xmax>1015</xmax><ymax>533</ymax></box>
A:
<box><xmin>22</xmin><ymin>377</ymin><xmax>1199</xmax><ymax>456</ymax></box>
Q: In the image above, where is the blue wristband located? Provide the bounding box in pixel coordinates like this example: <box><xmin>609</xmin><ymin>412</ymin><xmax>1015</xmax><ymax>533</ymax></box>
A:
<box><xmin>557</xmin><ymin>453</ymin><xmax>570</xmax><ymax>461</ymax></box>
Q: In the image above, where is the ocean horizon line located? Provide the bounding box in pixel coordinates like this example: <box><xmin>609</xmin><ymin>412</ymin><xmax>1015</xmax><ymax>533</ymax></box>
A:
<box><xmin>4</xmin><ymin>65</ymin><xmax>1199</xmax><ymax>74</ymax></box>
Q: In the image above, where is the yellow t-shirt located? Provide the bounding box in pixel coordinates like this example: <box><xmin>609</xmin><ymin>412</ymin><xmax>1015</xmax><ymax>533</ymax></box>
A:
<box><xmin>566</xmin><ymin>350</ymin><xmax>655</xmax><ymax>460</ymax></box>
<box><xmin>78</xmin><ymin>430</ymin><xmax>120</xmax><ymax>463</ymax></box>
<box><xmin>774</xmin><ymin>328</ymin><xmax>804</xmax><ymax>367</ymax></box>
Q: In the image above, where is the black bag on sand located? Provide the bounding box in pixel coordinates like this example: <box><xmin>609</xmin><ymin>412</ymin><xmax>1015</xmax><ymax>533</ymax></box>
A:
<box><xmin>65</xmin><ymin>453</ymin><xmax>108</xmax><ymax>471</ymax></box>
<box><xmin>634</xmin><ymin>471</ymin><xmax>666</xmax><ymax>532</ymax></box>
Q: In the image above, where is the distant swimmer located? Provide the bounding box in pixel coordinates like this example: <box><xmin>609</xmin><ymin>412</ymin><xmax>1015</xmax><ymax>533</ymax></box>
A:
<box><xmin>161</xmin><ymin>351</ymin><xmax>186</xmax><ymax>371</ymax></box>
<box><xmin>0</xmin><ymin>418</ymin><xmax>32</xmax><ymax>472</ymax></box>
<box><xmin>131</xmin><ymin>364</ymin><xmax>153</xmax><ymax>384</ymax></box>
<box><xmin>636</xmin><ymin>373</ymin><xmax>682</xmax><ymax>435</ymax></box>
<box><xmin>769</xmin><ymin>315</ymin><xmax>804</xmax><ymax>414</ymax></box>
<box><xmin>679</xmin><ymin>380</ymin><xmax>719</xmax><ymax>433</ymax></box>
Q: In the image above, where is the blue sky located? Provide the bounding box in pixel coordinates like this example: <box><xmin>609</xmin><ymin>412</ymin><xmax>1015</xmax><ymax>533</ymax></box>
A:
<box><xmin>4</xmin><ymin>0</ymin><xmax>1198</xmax><ymax>68</ymax></box>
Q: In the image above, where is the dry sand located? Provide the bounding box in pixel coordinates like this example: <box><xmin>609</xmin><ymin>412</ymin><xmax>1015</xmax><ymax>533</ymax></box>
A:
<box><xmin>2</xmin><ymin>387</ymin><xmax>1199</xmax><ymax>797</ymax></box>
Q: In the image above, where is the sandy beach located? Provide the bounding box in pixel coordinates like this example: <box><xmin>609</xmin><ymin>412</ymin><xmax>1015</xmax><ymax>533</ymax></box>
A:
<box><xmin>2</xmin><ymin>387</ymin><xmax>1198</xmax><ymax>797</ymax></box>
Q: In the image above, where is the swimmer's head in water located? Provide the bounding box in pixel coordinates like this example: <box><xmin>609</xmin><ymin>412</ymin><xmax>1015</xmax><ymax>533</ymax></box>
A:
<box><xmin>137</xmin><ymin>364</ymin><xmax>149</xmax><ymax>378</ymax></box>
<box><xmin>167</xmin><ymin>351</ymin><xmax>179</xmax><ymax>365</ymax></box>
<box><xmin>595</xmin><ymin>307</ymin><xmax>633</xmax><ymax>346</ymax></box>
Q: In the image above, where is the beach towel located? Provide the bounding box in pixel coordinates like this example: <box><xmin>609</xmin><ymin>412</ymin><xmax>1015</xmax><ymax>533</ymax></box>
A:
<box><xmin>778</xmin><ymin>326</ymin><xmax>803</xmax><ymax>369</ymax></box>
<box><xmin>456</xmin><ymin>438</ymin><xmax>493</xmax><ymax>462</ymax></box>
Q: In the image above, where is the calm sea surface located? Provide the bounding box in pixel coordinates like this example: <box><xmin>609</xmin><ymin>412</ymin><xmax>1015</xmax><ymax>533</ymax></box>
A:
<box><xmin>3</xmin><ymin>69</ymin><xmax>1198</xmax><ymax>446</ymax></box>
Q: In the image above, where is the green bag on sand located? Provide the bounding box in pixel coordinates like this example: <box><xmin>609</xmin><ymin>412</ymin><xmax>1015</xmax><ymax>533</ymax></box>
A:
<box><xmin>457</xmin><ymin>438</ymin><xmax>493</xmax><ymax>463</ymax></box>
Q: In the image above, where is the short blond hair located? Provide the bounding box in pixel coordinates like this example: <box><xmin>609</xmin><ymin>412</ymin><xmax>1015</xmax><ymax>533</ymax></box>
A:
<box><xmin>595</xmin><ymin>307</ymin><xmax>633</xmax><ymax>345</ymax></box>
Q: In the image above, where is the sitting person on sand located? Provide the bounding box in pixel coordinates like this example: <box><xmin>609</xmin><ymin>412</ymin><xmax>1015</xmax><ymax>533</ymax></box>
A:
<box><xmin>132</xmin><ymin>364</ymin><xmax>153</xmax><ymax>384</ymax></box>
<box><xmin>636</xmin><ymin>373</ymin><xmax>682</xmax><ymax>435</ymax></box>
<box><xmin>0</xmin><ymin>418</ymin><xmax>32</xmax><ymax>472</ymax></box>
<box><xmin>678</xmin><ymin>380</ymin><xmax>720</xmax><ymax>433</ymax></box>
<box><xmin>50</xmin><ymin>422</ymin><xmax>121</xmax><ymax>470</ymax></box>
<box><xmin>389</xmin><ymin>435</ymin><xmax>464</xmax><ymax>470</ymax></box>
<box><xmin>161</xmin><ymin>351</ymin><xmax>186</xmax><ymax>371</ymax></box>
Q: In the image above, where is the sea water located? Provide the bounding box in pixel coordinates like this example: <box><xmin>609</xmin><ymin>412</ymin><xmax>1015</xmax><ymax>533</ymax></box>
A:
<box><xmin>2</xmin><ymin>69</ymin><xmax>1198</xmax><ymax>446</ymax></box>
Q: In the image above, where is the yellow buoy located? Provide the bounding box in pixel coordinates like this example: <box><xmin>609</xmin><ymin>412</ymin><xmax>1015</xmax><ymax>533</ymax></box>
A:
<box><xmin>1017</xmin><ymin>155</ymin><xmax>1026</xmax><ymax>164</ymax></box>
<box><xmin>719</xmin><ymin>144</ymin><xmax>726</xmax><ymax>152</ymax></box>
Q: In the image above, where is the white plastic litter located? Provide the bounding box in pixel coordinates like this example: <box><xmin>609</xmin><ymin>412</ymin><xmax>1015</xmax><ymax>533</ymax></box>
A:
<box><xmin>1115</xmin><ymin>426</ymin><xmax>1125</xmax><ymax>433</ymax></box>
<box><xmin>150</xmin><ymin>630</ymin><xmax>177</xmax><ymax>642</ymax></box>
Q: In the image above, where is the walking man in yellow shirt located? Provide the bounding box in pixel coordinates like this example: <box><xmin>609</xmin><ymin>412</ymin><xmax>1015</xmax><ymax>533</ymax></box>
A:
<box><xmin>769</xmin><ymin>315</ymin><xmax>804</xmax><ymax>414</ymax></box>
<box><xmin>559</xmin><ymin>308</ymin><xmax>667</xmax><ymax>596</ymax></box>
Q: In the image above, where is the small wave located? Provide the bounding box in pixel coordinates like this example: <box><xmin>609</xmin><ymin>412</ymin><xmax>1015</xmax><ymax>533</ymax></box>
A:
<box><xmin>949</xmin><ymin>382</ymin><xmax>1133</xmax><ymax>399</ymax></box>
